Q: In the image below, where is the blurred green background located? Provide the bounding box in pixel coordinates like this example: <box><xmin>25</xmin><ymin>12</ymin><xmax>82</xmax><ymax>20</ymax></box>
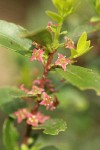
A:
<box><xmin>0</xmin><ymin>0</ymin><xmax>100</xmax><ymax>150</ymax></box>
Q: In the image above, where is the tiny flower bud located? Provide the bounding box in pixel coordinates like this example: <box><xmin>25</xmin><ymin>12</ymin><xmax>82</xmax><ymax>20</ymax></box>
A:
<box><xmin>32</xmin><ymin>41</ymin><xmax>42</xmax><ymax>49</ymax></box>
<box><xmin>47</xmin><ymin>21</ymin><xmax>58</xmax><ymax>32</ymax></box>
<box><xmin>19</xmin><ymin>84</ymin><xmax>29</xmax><ymax>93</ymax></box>
<box><xmin>64</xmin><ymin>37</ymin><xmax>75</xmax><ymax>49</ymax></box>
<box><xmin>33</xmin><ymin>79</ymin><xmax>41</xmax><ymax>86</ymax></box>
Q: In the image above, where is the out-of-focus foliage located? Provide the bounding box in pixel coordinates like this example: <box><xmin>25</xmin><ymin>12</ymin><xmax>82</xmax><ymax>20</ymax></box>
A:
<box><xmin>0</xmin><ymin>20</ymin><xmax>32</xmax><ymax>56</ymax></box>
<box><xmin>0</xmin><ymin>0</ymin><xmax>100</xmax><ymax>150</ymax></box>
<box><xmin>3</xmin><ymin>119</ymin><xmax>19</xmax><ymax>150</ymax></box>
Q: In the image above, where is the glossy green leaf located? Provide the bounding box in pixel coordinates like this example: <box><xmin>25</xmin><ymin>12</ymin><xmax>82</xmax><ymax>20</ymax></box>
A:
<box><xmin>33</xmin><ymin>119</ymin><xmax>67</xmax><ymax>135</ymax></box>
<box><xmin>3</xmin><ymin>118</ymin><xmax>19</xmax><ymax>150</ymax></box>
<box><xmin>57</xmin><ymin>65</ymin><xmax>100</xmax><ymax>96</ymax></box>
<box><xmin>70</xmin><ymin>32</ymin><xmax>92</xmax><ymax>58</ymax></box>
<box><xmin>0</xmin><ymin>20</ymin><xmax>32</xmax><ymax>56</ymax></box>
<box><xmin>0</xmin><ymin>87</ymin><xmax>28</xmax><ymax>114</ymax></box>
<box><xmin>46</xmin><ymin>11</ymin><xmax>62</xmax><ymax>22</ymax></box>
<box><xmin>24</xmin><ymin>29</ymin><xmax>52</xmax><ymax>47</ymax></box>
<box><xmin>40</xmin><ymin>146</ymin><xmax>58</xmax><ymax>150</ymax></box>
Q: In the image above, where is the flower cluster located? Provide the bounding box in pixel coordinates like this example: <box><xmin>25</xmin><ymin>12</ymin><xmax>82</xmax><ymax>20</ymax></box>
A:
<box><xmin>20</xmin><ymin>80</ymin><xmax>56</xmax><ymax>110</ymax></box>
<box><xmin>14</xmin><ymin>108</ymin><xmax>50</xmax><ymax>127</ymax></box>
<box><xmin>16</xmin><ymin>19</ymin><xmax>74</xmax><ymax>128</ymax></box>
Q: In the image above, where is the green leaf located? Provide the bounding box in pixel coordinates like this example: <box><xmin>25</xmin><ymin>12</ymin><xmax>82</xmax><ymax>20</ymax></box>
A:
<box><xmin>67</xmin><ymin>24</ymin><xmax>98</xmax><ymax>39</ymax></box>
<box><xmin>64</xmin><ymin>7</ymin><xmax>73</xmax><ymax>18</ymax></box>
<box><xmin>3</xmin><ymin>118</ymin><xmax>19</xmax><ymax>150</ymax></box>
<box><xmin>52</xmin><ymin>0</ymin><xmax>62</xmax><ymax>11</ymax></box>
<box><xmin>21</xmin><ymin>144</ymin><xmax>29</xmax><ymax>150</ymax></box>
<box><xmin>52</xmin><ymin>0</ymin><xmax>74</xmax><ymax>16</ymax></box>
<box><xmin>56</xmin><ymin>65</ymin><xmax>100</xmax><ymax>96</ymax></box>
<box><xmin>46</xmin><ymin>11</ymin><xmax>62</xmax><ymax>22</ymax></box>
<box><xmin>40</xmin><ymin>146</ymin><xmax>58</xmax><ymax>150</ymax></box>
<box><xmin>91</xmin><ymin>16</ymin><xmax>100</xmax><ymax>22</ymax></box>
<box><xmin>24</xmin><ymin>29</ymin><xmax>52</xmax><ymax>47</ymax></box>
<box><xmin>33</xmin><ymin>119</ymin><xmax>67</xmax><ymax>135</ymax></box>
<box><xmin>0</xmin><ymin>20</ymin><xmax>32</xmax><ymax>56</ymax></box>
<box><xmin>56</xmin><ymin>86</ymin><xmax>88</xmax><ymax>111</ymax></box>
<box><xmin>0</xmin><ymin>87</ymin><xmax>28</xmax><ymax>114</ymax></box>
<box><xmin>77</xmin><ymin>32</ymin><xmax>87</xmax><ymax>49</ymax></box>
<box><xmin>96</xmin><ymin>0</ymin><xmax>100</xmax><ymax>15</ymax></box>
<box><xmin>70</xmin><ymin>32</ymin><xmax>92</xmax><ymax>58</ymax></box>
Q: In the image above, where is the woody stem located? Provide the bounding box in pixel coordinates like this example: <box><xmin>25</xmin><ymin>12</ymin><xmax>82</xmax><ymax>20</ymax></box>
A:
<box><xmin>23</xmin><ymin>50</ymin><xmax>56</xmax><ymax>145</ymax></box>
<box><xmin>23</xmin><ymin>19</ymin><xmax>63</xmax><ymax>146</ymax></box>
<box><xmin>40</xmin><ymin>49</ymin><xmax>56</xmax><ymax>88</ymax></box>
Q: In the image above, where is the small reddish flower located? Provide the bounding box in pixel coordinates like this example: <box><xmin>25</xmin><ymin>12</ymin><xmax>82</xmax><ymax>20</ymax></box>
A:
<box><xmin>64</xmin><ymin>37</ymin><xmax>75</xmax><ymax>49</ymax></box>
<box><xmin>33</xmin><ymin>79</ymin><xmax>41</xmax><ymax>86</ymax></box>
<box><xmin>33</xmin><ymin>85</ymin><xmax>44</xmax><ymax>95</ymax></box>
<box><xmin>47</xmin><ymin>21</ymin><xmax>58</xmax><ymax>32</ymax></box>
<box><xmin>30</xmin><ymin>49</ymin><xmax>44</xmax><ymax>63</ymax></box>
<box><xmin>55</xmin><ymin>53</ymin><xmax>70</xmax><ymax>71</ymax></box>
<box><xmin>49</xmin><ymin>103</ymin><xmax>56</xmax><ymax>111</ymax></box>
<box><xmin>40</xmin><ymin>92</ymin><xmax>53</xmax><ymax>110</ymax></box>
<box><xmin>26</xmin><ymin>113</ymin><xmax>38</xmax><ymax>126</ymax></box>
<box><xmin>14</xmin><ymin>108</ymin><xmax>28</xmax><ymax>123</ymax></box>
<box><xmin>19</xmin><ymin>84</ymin><xmax>29</xmax><ymax>93</ymax></box>
<box><xmin>32</xmin><ymin>41</ymin><xmax>41</xmax><ymax>49</ymax></box>
<box><xmin>28</xmin><ymin>85</ymin><xmax>44</xmax><ymax>95</ymax></box>
<box><xmin>26</xmin><ymin>112</ymin><xmax>50</xmax><ymax>126</ymax></box>
<box><xmin>47</xmin><ymin>21</ymin><xmax>53</xmax><ymax>32</ymax></box>
<box><xmin>36</xmin><ymin>112</ymin><xmax>50</xmax><ymax>124</ymax></box>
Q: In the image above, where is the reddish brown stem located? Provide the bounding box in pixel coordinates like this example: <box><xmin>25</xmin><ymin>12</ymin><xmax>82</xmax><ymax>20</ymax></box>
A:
<box><xmin>40</xmin><ymin>50</ymin><xmax>56</xmax><ymax>88</ymax></box>
<box><xmin>23</xmin><ymin>101</ymin><xmax>39</xmax><ymax>144</ymax></box>
<box><xmin>23</xmin><ymin>50</ymin><xmax>56</xmax><ymax>144</ymax></box>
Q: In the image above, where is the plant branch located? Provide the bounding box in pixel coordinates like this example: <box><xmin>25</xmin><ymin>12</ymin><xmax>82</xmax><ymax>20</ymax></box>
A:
<box><xmin>23</xmin><ymin>50</ymin><xmax>56</xmax><ymax>145</ymax></box>
<box><xmin>23</xmin><ymin>14</ymin><xmax>63</xmax><ymax>146</ymax></box>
